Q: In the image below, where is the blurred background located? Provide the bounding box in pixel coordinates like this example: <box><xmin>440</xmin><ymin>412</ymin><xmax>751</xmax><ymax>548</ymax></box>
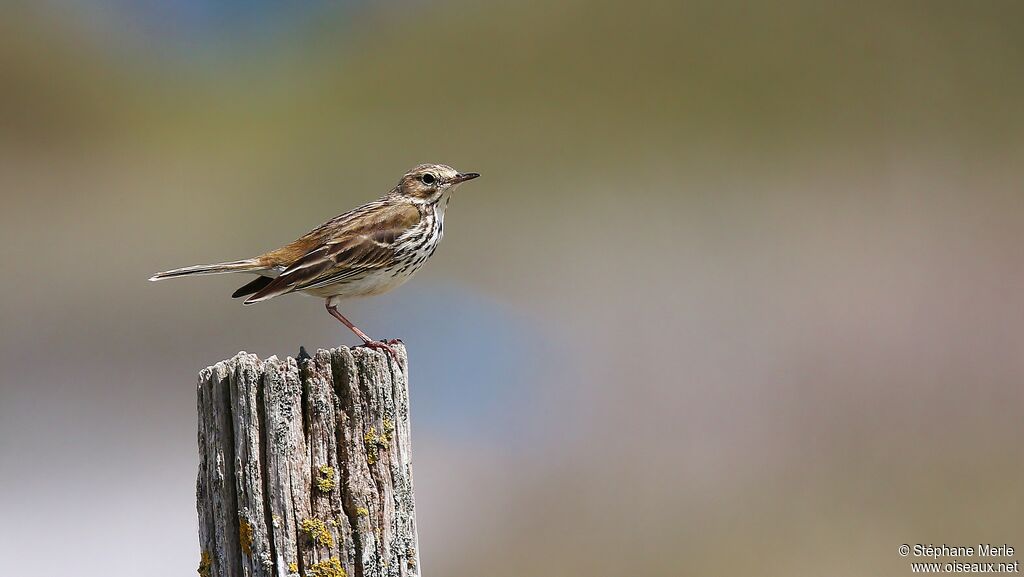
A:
<box><xmin>2</xmin><ymin>1</ymin><xmax>1023</xmax><ymax>575</ymax></box>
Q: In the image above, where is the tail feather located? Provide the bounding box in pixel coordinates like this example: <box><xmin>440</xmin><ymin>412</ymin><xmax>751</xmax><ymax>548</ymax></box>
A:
<box><xmin>149</xmin><ymin>259</ymin><xmax>264</xmax><ymax>281</ymax></box>
<box><xmin>231</xmin><ymin>275</ymin><xmax>274</xmax><ymax>298</ymax></box>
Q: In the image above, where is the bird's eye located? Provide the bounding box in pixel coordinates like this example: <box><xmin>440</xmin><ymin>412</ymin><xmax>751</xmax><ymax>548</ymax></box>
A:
<box><xmin>420</xmin><ymin>173</ymin><xmax>436</xmax><ymax>185</ymax></box>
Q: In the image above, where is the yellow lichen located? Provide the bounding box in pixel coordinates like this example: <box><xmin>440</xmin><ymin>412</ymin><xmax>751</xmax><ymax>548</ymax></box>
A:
<box><xmin>307</xmin><ymin>557</ymin><xmax>346</xmax><ymax>577</ymax></box>
<box><xmin>239</xmin><ymin>519</ymin><xmax>254</xmax><ymax>555</ymax></box>
<box><xmin>364</xmin><ymin>426</ymin><xmax>388</xmax><ymax>464</ymax></box>
<box><xmin>287</xmin><ymin>561</ymin><xmax>299</xmax><ymax>574</ymax></box>
<box><xmin>382</xmin><ymin>418</ymin><xmax>395</xmax><ymax>442</ymax></box>
<box><xmin>355</xmin><ymin>507</ymin><xmax>369</xmax><ymax>517</ymax></box>
<box><xmin>198</xmin><ymin>550</ymin><xmax>212</xmax><ymax>577</ymax></box>
<box><xmin>317</xmin><ymin>465</ymin><xmax>336</xmax><ymax>492</ymax></box>
<box><xmin>301</xmin><ymin>518</ymin><xmax>334</xmax><ymax>548</ymax></box>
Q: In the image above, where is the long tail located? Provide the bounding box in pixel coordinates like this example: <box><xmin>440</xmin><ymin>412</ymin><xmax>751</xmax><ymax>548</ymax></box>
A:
<box><xmin>149</xmin><ymin>258</ymin><xmax>265</xmax><ymax>281</ymax></box>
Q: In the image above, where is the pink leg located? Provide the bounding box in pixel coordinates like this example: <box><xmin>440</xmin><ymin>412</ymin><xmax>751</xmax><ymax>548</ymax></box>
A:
<box><xmin>325</xmin><ymin>302</ymin><xmax>399</xmax><ymax>360</ymax></box>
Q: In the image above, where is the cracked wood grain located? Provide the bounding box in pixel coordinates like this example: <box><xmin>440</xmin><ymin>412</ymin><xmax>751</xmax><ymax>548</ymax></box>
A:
<box><xmin>196</xmin><ymin>345</ymin><xmax>419</xmax><ymax>577</ymax></box>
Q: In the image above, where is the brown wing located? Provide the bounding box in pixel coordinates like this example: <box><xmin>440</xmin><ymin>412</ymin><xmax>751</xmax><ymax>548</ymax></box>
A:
<box><xmin>243</xmin><ymin>202</ymin><xmax>420</xmax><ymax>304</ymax></box>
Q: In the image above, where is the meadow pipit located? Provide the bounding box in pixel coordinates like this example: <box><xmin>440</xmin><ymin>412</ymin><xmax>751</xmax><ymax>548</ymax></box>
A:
<box><xmin>150</xmin><ymin>163</ymin><xmax>480</xmax><ymax>357</ymax></box>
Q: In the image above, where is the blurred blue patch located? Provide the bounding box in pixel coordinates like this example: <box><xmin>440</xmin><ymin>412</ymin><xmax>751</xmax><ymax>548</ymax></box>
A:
<box><xmin>355</xmin><ymin>282</ymin><xmax>549</xmax><ymax>445</ymax></box>
<box><xmin>52</xmin><ymin>0</ymin><xmax>349</xmax><ymax>58</ymax></box>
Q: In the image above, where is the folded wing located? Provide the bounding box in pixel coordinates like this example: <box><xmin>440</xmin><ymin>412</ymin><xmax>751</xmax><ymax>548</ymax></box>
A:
<box><xmin>244</xmin><ymin>203</ymin><xmax>420</xmax><ymax>304</ymax></box>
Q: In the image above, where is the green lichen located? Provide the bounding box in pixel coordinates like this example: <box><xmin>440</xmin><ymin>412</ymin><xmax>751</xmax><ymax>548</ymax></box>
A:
<box><xmin>316</xmin><ymin>465</ymin><xmax>336</xmax><ymax>492</ymax></box>
<box><xmin>307</xmin><ymin>558</ymin><xmax>346</xmax><ymax>577</ymax></box>
<box><xmin>355</xmin><ymin>507</ymin><xmax>369</xmax><ymax>517</ymax></box>
<box><xmin>239</xmin><ymin>519</ymin><xmax>254</xmax><ymax>555</ymax></box>
<box><xmin>301</xmin><ymin>518</ymin><xmax>334</xmax><ymax>548</ymax></box>
<box><xmin>198</xmin><ymin>550</ymin><xmax>212</xmax><ymax>577</ymax></box>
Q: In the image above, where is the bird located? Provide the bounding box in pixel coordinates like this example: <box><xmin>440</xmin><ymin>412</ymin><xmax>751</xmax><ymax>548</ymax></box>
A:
<box><xmin>150</xmin><ymin>163</ymin><xmax>480</xmax><ymax>357</ymax></box>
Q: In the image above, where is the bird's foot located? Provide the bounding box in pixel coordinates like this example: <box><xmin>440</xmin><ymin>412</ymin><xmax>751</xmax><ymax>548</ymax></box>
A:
<box><xmin>358</xmin><ymin>339</ymin><xmax>401</xmax><ymax>362</ymax></box>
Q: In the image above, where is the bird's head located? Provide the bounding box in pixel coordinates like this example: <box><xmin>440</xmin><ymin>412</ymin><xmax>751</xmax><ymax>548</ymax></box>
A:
<box><xmin>395</xmin><ymin>163</ymin><xmax>480</xmax><ymax>204</ymax></box>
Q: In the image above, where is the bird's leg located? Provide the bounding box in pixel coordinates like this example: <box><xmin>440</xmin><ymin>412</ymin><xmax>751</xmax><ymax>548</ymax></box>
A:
<box><xmin>325</xmin><ymin>302</ymin><xmax>399</xmax><ymax>361</ymax></box>
<box><xmin>326</xmin><ymin>304</ymin><xmax>374</xmax><ymax>341</ymax></box>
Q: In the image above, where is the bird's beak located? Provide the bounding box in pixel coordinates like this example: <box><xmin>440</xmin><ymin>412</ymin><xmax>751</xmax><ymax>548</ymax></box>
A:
<box><xmin>451</xmin><ymin>172</ymin><xmax>480</xmax><ymax>184</ymax></box>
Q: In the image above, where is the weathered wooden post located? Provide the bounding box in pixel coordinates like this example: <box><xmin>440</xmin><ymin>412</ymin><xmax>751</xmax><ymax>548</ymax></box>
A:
<box><xmin>196</xmin><ymin>345</ymin><xmax>420</xmax><ymax>577</ymax></box>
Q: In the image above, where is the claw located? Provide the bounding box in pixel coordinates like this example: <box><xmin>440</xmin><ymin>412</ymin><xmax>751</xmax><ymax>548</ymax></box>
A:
<box><xmin>358</xmin><ymin>340</ymin><xmax>400</xmax><ymax>362</ymax></box>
